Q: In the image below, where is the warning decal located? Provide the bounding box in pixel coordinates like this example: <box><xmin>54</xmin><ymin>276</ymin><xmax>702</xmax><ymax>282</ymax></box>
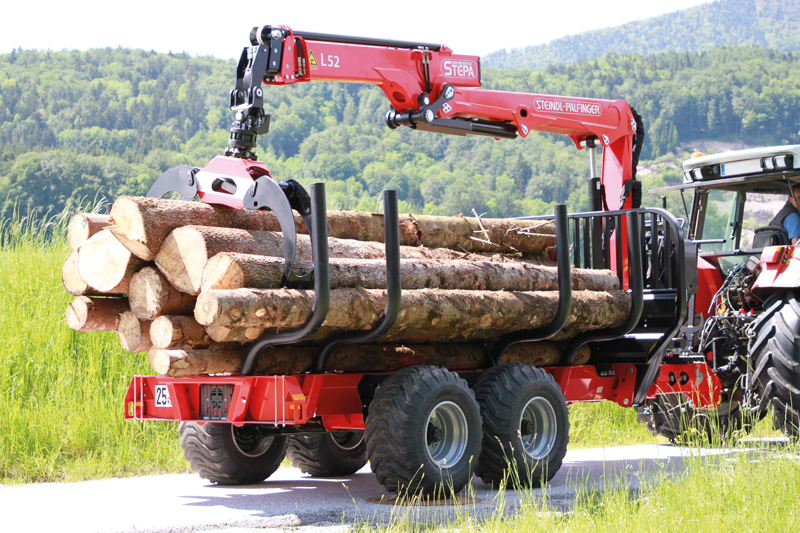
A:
<box><xmin>309</xmin><ymin>50</ymin><xmax>318</xmax><ymax>70</ymax></box>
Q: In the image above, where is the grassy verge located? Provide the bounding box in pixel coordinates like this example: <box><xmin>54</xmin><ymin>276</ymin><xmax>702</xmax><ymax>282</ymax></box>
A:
<box><xmin>368</xmin><ymin>439</ymin><xmax>798</xmax><ymax>532</ymax></box>
<box><xmin>0</xmin><ymin>208</ymin><xmax>187</xmax><ymax>483</ymax></box>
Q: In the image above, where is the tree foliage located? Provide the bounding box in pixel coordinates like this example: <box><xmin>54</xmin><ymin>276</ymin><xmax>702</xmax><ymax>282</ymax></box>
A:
<box><xmin>1</xmin><ymin>44</ymin><xmax>799</xmax><ymax>217</ymax></box>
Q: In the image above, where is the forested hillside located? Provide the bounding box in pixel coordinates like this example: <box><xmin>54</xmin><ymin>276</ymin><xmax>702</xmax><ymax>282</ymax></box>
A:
<box><xmin>1</xmin><ymin>45</ymin><xmax>800</xmax><ymax>218</ymax></box>
<box><xmin>484</xmin><ymin>0</ymin><xmax>800</xmax><ymax>70</ymax></box>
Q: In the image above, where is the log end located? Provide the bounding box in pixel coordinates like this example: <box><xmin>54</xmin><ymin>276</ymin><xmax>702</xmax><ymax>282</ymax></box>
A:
<box><xmin>201</xmin><ymin>253</ymin><xmax>246</xmax><ymax>291</ymax></box>
<box><xmin>129</xmin><ymin>267</ymin><xmax>170</xmax><ymax>320</ymax></box>
<box><xmin>62</xmin><ymin>250</ymin><xmax>89</xmax><ymax>296</ymax></box>
<box><xmin>118</xmin><ymin>311</ymin><xmax>152</xmax><ymax>353</ymax></box>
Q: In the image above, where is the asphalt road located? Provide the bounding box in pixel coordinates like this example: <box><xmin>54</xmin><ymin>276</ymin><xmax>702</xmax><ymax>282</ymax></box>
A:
<box><xmin>0</xmin><ymin>442</ymin><xmax>771</xmax><ymax>533</ymax></box>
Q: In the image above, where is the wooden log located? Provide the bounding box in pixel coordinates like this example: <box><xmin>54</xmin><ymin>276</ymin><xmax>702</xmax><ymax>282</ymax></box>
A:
<box><xmin>67</xmin><ymin>213</ymin><xmax>111</xmax><ymax>250</ymax></box>
<box><xmin>150</xmin><ymin>315</ymin><xmax>233</xmax><ymax>350</ymax></box>
<box><xmin>78</xmin><ymin>230</ymin><xmax>147</xmax><ymax>293</ymax></box>
<box><xmin>117</xmin><ymin>311</ymin><xmax>152</xmax><ymax>353</ymax></box>
<box><xmin>148</xmin><ymin>341</ymin><xmax>589</xmax><ymax>377</ymax></box>
<box><xmin>128</xmin><ymin>267</ymin><xmax>196</xmax><ymax>320</ymax></box>
<box><xmin>204</xmin><ymin>325</ymin><xmax>268</xmax><ymax>343</ymax></box>
<box><xmin>65</xmin><ymin>296</ymin><xmax>129</xmax><ymax>332</ymax></box>
<box><xmin>201</xmin><ymin>252</ymin><xmax>620</xmax><ymax>292</ymax></box>
<box><xmin>109</xmin><ymin>196</ymin><xmax>287</xmax><ymax>261</ymax></box>
<box><xmin>62</xmin><ymin>250</ymin><xmax>96</xmax><ymax>296</ymax></box>
<box><xmin>109</xmin><ymin>196</ymin><xmax>556</xmax><ymax>261</ymax></box>
<box><xmin>195</xmin><ymin>288</ymin><xmax>631</xmax><ymax>343</ymax></box>
<box><xmin>156</xmin><ymin>225</ymin><xmax>490</xmax><ymax>295</ymax></box>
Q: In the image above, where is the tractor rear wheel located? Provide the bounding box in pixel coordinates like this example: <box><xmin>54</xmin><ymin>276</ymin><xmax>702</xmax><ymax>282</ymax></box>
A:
<box><xmin>748</xmin><ymin>291</ymin><xmax>800</xmax><ymax>439</ymax></box>
<box><xmin>636</xmin><ymin>393</ymin><xmax>748</xmax><ymax>444</ymax></box>
<box><xmin>287</xmin><ymin>431</ymin><xmax>367</xmax><ymax>477</ymax></box>
<box><xmin>472</xmin><ymin>364</ymin><xmax>569</xmax><ymax>488</ymax></box>
<box><xmin>365</xmin><ymin>366</ymin><xmax>482</xmax><ymax>495</ymax></box>
<box><xmin>179</xmin><ymin>422</ymin><xmax>287</xmax><ymax>485</ymax></box>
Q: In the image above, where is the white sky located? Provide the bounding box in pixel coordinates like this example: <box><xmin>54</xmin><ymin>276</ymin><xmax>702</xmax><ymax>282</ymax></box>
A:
<box><xmin>3</xmin><ymin>0</ymin><xmax>710</xmax><ymax>60</ymax></box>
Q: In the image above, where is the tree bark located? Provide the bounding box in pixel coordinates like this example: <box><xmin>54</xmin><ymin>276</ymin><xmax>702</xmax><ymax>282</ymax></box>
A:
<box><xmin>67</xmin><ymin>213</ymin><xmax>111</xmax><ymax>250</ymax></box>
<box><xmin>156</xmin><ymin>225</ymin><xmax>498</xmax><ymax>295</ymax></box>
<box><xmin>78</xmin><ymin>230</ymin><xmax>147</xmax><ymax>293</ymax></box>
<box><xmin>150</xmin><ymin>315</ymin><xmax>234</xmax><ymax>350</ymax></box>
<box><xmin>129</xmin><ymin>267</ymin><xmax>196</xmax><ymax>320</ymax></box>
<box><xmin>148</xmin><ymin>341</ymin><xmax>590</xmax><ymax>377</ymax></box>
<box><xmin>201</xmin><ymin>252</ymin><xmax>619</xmax><ymax>292</ymax></box>
<box><xmin>109</xmin><ymin>196</ymin><xmax>556</xmax><ymax>261</ymax></box>
<box><xmin>195</xmin><ymin>288</ymin><xmax>631</xmax><ymax>343</ymax></box>
<box><xmin>204</xmin><ymin>325</ymin><xmax>268</xmax><ymax>344</ymax></box>
<box><xmin>65</xmin><ymin>296</ymin><xmax>129</xmax><ymax>332</ymax></box>
<box><xmin>117</xmin><ymin>311</ymin><xmax>153</xmax><ymax>353</ymax></box>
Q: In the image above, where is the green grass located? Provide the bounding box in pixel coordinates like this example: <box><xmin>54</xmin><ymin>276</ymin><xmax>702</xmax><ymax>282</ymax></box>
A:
<box><xmin>0</xmin><ymin>206</ymin><xmax>187</xmax><ymax>483</ymax></box>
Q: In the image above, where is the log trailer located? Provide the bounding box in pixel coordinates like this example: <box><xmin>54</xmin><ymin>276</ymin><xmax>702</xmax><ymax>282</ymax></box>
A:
<box><xmin>122</xmin><ymin>25</ymin><xmax>796</xmax><ymax>495</ymax></box>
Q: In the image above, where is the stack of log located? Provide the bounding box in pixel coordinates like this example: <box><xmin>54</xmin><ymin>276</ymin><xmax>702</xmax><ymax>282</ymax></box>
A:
<box><xmin>63</xmin><ymin>196</ymin><xmax>631</xmax><ymax>378</ymax></box>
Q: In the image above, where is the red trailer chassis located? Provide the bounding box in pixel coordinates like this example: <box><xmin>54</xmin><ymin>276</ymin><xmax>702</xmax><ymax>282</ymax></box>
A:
<box><xmin>125</xmin><ymin>363</ymin><xmax>720</xmax><ymax>427</ymax></box>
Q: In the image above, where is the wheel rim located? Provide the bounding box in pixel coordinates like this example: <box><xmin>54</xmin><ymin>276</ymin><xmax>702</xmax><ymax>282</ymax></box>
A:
<box><xmin>331</xmin><ymin>430</ymin><xmax>365</xmax><ymax>450</ymax></box>
<box><xmin>231</xmin><ymin>425</ymin><xmax>275</xmax><ymax>458</ymax></box>
<box><xmin>425</xmin><ymin>401</ymin><xmax>468</xmax><ymax>468</ymax></box>
<box><xmin>520</xmin><ymin>397</ymin><xmax>557</xmax><ymax>459</ymax></box>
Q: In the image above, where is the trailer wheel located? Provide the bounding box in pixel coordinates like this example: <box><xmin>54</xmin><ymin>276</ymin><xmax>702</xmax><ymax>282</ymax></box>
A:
<box><xmin>179</xmin><ymin>422</ymin><xmax>287</xmax><ymax>485</ymax></box>
<box><xmin>287</xmin><ymin>431</ymin><xmax>367</xmax><ymax>477</ymax></box>
<box><xmin>748</xmin><ymin>291</ymin><xmax>800</xmax><ymax>439</ymax></box>
<box><xmin>365</xmin><ymin>366</ymin><xmax>482</xmax><ymax>495</ymax></box>
<box><xmin>636</xmin><ymin>393</ymin><xmax>748</xmax><ymax>444</ymax></box>
<box><xmin>472</xmin><ymin>364</ymin><xmax>569</xmax><ymax>488</ymax></box>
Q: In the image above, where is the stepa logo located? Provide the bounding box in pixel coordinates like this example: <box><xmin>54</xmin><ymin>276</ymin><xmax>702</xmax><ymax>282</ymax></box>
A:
<box><xmin>442</xmin><ymin>60</ymin><xmax>477</xmax><ymax>79</ymax></box>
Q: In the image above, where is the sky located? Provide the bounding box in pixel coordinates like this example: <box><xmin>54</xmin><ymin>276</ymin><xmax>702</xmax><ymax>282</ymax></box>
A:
<box><xmin>2</xmin><ymin>0</ymin><xmax>711</xmax><ymax>60</ymax></box>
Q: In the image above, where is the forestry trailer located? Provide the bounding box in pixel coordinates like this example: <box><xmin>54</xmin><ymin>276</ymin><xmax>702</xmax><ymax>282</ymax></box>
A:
<box><xmin>112</xmin><ymin>25</ymin><xmax>799</xmax><ymax>495</ymax></box>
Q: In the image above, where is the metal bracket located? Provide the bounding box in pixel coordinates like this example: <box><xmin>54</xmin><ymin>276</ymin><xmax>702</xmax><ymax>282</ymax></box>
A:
<box><xmin>490</xmin><ymin>204</ymin><xmax>572</xmax><ymax>365</ymax></box>
<box><xmin>146</xmin><ymin>165</ymin><xmax>199</xmax><ymax>201</ymax></box>
<box><xmin>313</xmin><ymin>190</ymin><xmax>402</xmax><ymax>373</ymax></box>
<box><xmin>239</xmin><ymin>183</ymin><xmax>330</xmax><ymax>377</ymax></box>
<box><xmin>244</xmin><ymin>177</ymin><xmax>314</xmax><ymax>287</ymax></box>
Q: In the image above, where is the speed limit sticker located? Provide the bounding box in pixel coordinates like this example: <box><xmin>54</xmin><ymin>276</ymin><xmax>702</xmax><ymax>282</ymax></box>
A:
<box><xmin>154</xmin><ymin>384</ymin><xmax>172</xmax><ymax>408</ymax></box>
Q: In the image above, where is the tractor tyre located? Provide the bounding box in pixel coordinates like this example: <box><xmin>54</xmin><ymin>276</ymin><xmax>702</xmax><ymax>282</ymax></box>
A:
<box><xmin>179</xmin><ymin>422</ymin><xmax>287</xmax><ymax>485</ymax></box>
<box><xmin>287</xmin><ymin>431</ymin><xmax>367</xmax><ymax>477</ymax></box>
<box><xmin>636</xmin><ymin>393</ymin><xmax>748</xmax><ymax>445</ymax></box>
<box><xmin>472</xmin><ymin>364</ymin><xmax>569</xmax><ymax>488</ymax></box>
<box><xmin>365</xmin><ymin>366</ymin><xmax>482</xmax><ymax>496</ymax></box>
<box><xmin>748</xmin><ymin>291</ymin><xmax>800</xmax><ymax>439</ymax></box>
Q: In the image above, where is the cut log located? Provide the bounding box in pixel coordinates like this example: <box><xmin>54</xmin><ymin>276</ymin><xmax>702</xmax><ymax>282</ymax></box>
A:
<box><xmin>195</xmin><ymin>288</ymin><xmax>631</xmax><ymax>343</ymax></box>
<box><xmin>117</xmin><ymin>311</ymin><xmax>152</xmax><ymax>353</ymax></box>
<box><xmin>128</xmin><ymin>267</ymin><xmax>196</xmax><ymax>320</ymax></box>
<box><xmin>201</xmin><ymin>252</ymin><xmax>620</xmax><ymax>292</ymax></box>
<box><xmin>78</xmin><ymin>230</ymin><xmax>147</xmax><ymax>293</ymax></box>
<box><xmin>67</xmin><ymin>213</ymin><xmax>111</xmax><ymax>250</ymax></box>
<box><xmin>65</xmin><ymin>296</ymin><xmax>129</xmax><ymax>332</ymax></box>
<box><xmin>150</xmin><ymin>315</ymin><xmax>232</xmax><ymax>350</ymax></box>
<box><xmin>148</xmin><ymin>341</ymin><xmax>589</xmax><ymax>377</ymax></box>
<box><xmin>156</xmin><ymin>226</ymin><xmax>493</xmax><ymax>295</ymax></box>
<box><xmin>109</xmin><ymin>196</ymin><xmax>284</xmax><ymax>260</ymax></box>
<box><xmin>109</xmin><ymin>196</ymin><xmax>557</xmax><ymax>261</ymax></box>
<box><xmin>325</xmin><ymin>210</ymin><xmax>556</xmax><ymax>253</ymax></box>
<box><xmin>62</xmin><ymin>250</ymin><xmax>96</xmax><ymax>296</ymax></box>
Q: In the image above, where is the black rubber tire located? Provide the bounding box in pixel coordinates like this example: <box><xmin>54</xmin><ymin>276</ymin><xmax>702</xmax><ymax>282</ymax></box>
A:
<box><xmin>179</xmin><ymin>422</ymin><xmax>287</xmax><ymax>485</ymax></box>
<box><xmin>636</xmin><ymin>393</ymin><xmax>749</xmax><ymax>445</ymax></box>
<box><xmin>365</xmin><ymin>366</ymin><xmax>482</xmax><ymax>496</ymax></box>
<box><xmin>287</xmin><ymin>431</ymin><xmax>367</xmax><ymax>477</ymax></box>
<box><xmin>748</xmin><ymin>291</ymin><xmax>800</xmax><ymax>439</ymax></box>
<box><xmin>472</xmin><ymin>364</ymin><xmax>569</xmax><ymax>488</ymax></box>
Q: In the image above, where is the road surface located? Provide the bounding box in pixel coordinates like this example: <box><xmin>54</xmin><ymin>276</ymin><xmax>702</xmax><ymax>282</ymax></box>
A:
<box><xmin>0</xmin><ymin>442</ymin><xmax>775</xmax><ymax>533</ymax></box>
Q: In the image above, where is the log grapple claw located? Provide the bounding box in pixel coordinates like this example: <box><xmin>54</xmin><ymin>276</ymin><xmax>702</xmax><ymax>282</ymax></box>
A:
<box><xmin>146</xmin><ymin>165</ymin><xmax>199</xmax><ymax>201</ymax></box>
<box><xmin>244</xmin><ymin>176</ymin><xmax>314</xmax><ymax>288</ymax></box>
